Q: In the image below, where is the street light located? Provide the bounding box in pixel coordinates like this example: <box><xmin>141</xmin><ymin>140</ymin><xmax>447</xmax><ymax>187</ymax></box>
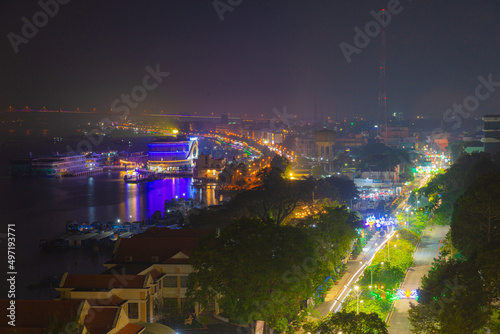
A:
<box><xmin>354</xmin><ymin>286</ymin><xmax>363</xmax><ymax>315</ymax></box>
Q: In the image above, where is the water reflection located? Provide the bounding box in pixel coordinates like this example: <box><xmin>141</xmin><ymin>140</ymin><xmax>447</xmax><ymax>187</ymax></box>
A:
<box><xmin>118</xmin><ymin>174</ymin><xmax>201</xmax><ymax>222</ymax></box>
<box><xmin>0</xmin><ymin>171</ymin><xmax>218</xmax><ymax>299</ymax></box>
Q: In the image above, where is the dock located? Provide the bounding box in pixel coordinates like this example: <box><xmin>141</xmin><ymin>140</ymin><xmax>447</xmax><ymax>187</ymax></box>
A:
<box><xmin>65</xmin><ymin>168</ymin><xmax>104</xmax><ymax>177</ymax></box>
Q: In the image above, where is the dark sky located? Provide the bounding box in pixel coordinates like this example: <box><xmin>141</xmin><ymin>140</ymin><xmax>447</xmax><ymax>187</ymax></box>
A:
<box><xmin>1</xmin><ymin>0</ymin><xmax>499</xmax><ymax>121</ymax></box>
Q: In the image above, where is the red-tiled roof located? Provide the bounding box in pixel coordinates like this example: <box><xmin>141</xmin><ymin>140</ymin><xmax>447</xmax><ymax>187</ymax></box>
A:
<box><xmin>137</xmin><ymin>228</ymin><xmax>214</xmax><ymax>238</ymax></box>
<box><xmin>101</xmin><ymin>264</ymin><xmax>152</xmax><ymax>275</ymax></box>
<box><xmin>61</xmin><ymin>274</ymin><xmax>147</xmax><ymax>290</ymax></box>
<box><xmin>0</xmin><ymin>299</ymin><xmax>83</xmax><ymax>333</ymax></box>
<box><xmin>84</xmin><ymin>307</ymin><xmax>118</xmax><ymax>334</ymax></box>
<box><xmin>86</xmin><ymin>295</ymin><xmax>125</xmax><ymax>307</ymax></box>
<box><xmin>113</xmin><ymin>237</ymin><xmax>201</xmax><ymax>263</ymax></box>
<box><xmin>116</xmin><ymin>323</ymin><xmax>144</xmax><ymax>334</ymax></box>
<box><xmin>148</xmin><ymin>269</ymin><xmax>163</xmax><ymax>280</ymax></box>
<box><xmin>162</xmin><ymin>257</ymin><xmax>192</xmax><ymax>265</ymax></box>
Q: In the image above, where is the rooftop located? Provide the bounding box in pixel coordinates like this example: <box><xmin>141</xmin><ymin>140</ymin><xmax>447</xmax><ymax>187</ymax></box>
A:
<box><xmin>84</xmin><ymin>307</ymin><xmax>118</xmax><ymax>334</ymax></box>
<box><xmin>0</xmin><ymin>299</ymin><xmax>83</xmax><ymax>333</ymax></box>
<box><xmin>112</xmin><ymin>237</ymin><xmax>200</xmax><ymax>264</ymax></box>
<box><xmin>116</xmin><ymin>323</ymin><xmax>145</xmax><ymax>334</ymax></box>
<box><xmin>60</xmin><ymin>274</ymin><xmax>147</xmax><ymax>290</ymax></box>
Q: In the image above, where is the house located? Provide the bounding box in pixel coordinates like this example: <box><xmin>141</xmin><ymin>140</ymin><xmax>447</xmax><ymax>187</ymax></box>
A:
<box><xmin>103</xmin><ymin>229</ymin><xmax>214</xmax><ymax>313</ymax></box>
<box><xmin>0</xmin><ymin>299</ymin><xmax>145</xmax><ymax>334</ymax></box>
<box><xmin>56</xmin><ymin>272</ymin><xmax>162</xmax><ymax>324</ymax></box>
<box><xmin>55</xmin><ymin>229</ymin><xmax>214</xmax><ymax>323</ymax></box>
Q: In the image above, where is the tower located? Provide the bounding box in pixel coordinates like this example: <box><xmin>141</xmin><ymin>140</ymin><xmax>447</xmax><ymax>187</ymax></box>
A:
<box><xmin>314</xmin><ymin>129</ymin><xmax>335</xmax><ymax>172</ymax></box>
<box><xmin>377</xmin><ymin>9</ymin><xmax>388</xmax><ymax>141</ymax></box>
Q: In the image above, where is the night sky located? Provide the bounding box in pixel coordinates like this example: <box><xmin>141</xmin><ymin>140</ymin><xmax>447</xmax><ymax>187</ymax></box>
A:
<box><xmin>1</xmin><ymin>0</ymin><xmax>500</xmax><ymax>121</ymax></box>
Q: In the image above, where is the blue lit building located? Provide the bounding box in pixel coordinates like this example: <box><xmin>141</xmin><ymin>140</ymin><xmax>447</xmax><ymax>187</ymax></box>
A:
<box><xmin>148</xmin><ymin>136</ymin><xmax>199</xmax><ymax>172</ymax></box>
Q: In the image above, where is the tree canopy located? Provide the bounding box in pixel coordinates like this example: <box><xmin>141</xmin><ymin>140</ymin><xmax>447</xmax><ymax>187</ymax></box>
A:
<box><xmin>357</xmin><ymin>143</ymin><xmax>410</xmax><ymax>172</ymax></box>
<box><xmin>187</xmin><ymin>209</ymin><xmax>358</xmax><ymax>332</ymax></box>
<box><xmin>451</xmin><ymin>171</ymin><xmax>500</xmax><ymax>260</ymax></box>
<box><xmin>315</xmin><ymin>176</ymin><xmax>359</xmax><ymax>206</ymax></box>
<box><xmin>409</xmin><ymin>159</ymin><xmax>500</xmax><ymax>333</ymax></box>
<box><xmin>408</xmin><ymin>258</ymin><xmax>490</xmax><ymax>334</ymax></box>
<box><xmin>188</xmin><ymin>156</ymin><xmax>359</xmax><ymax>228</ymax></box>
<box><xmin>305</xmin><ymin>311</ymin><xmax>388</xmax><ymax>334</ymax></box>
<box><xmin>418</xmin><ymin>152</ymin><xmax>500</xmax><ymax>224</ymax></box>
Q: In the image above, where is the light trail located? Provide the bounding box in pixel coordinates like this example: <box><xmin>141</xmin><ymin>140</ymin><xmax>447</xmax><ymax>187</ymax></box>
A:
<box><xmin>330</xmin><ymin>229</ymin><xmax>398</xmax><ymax>313</ymax></box>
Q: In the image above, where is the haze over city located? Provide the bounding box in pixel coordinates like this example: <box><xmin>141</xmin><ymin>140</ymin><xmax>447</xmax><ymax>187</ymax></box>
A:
<box><xmin>1</xmin><ymin>1</ymin><xmax>500</xmax><ymax>334</ymax></box>
<box><xmin>1</xmin><ymin>0</ymin><xmax>500</xmax><ymax>121</ymax></box>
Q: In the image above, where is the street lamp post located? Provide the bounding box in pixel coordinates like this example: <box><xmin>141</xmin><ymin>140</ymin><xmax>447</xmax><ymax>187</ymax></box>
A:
<box><xmin>354</xmin><ymin>286</ymin><xmax>361</xmax><ymax>315</ymax></box>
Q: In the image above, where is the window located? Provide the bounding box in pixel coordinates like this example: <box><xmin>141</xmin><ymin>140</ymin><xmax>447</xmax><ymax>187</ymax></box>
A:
<box><xmin>163</xmin><ymin>276</ymin><xmax>177</xmax><ymax>287</ymax></box>
<box><xmin>180</xmin><ymin>276</ymin><xmax>189</xmax><ymax>288</ymax></box>
<box><xmin>128</xmin><ymin>302</ymin><xmax>139</xmax><ymax>319</ymax></box>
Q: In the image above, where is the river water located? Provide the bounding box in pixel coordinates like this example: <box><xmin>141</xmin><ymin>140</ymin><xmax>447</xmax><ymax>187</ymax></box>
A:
<box><xmin>0</xmin><ymin>170</ymin><xmax>217</xmax><ymax>300</ymax></box>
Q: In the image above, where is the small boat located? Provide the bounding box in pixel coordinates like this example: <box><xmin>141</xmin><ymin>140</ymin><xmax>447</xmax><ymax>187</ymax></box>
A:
<box><xmin>124</xmin><ymin>174</ymin><xmax>152</xmax><ymax>183</ymax></box>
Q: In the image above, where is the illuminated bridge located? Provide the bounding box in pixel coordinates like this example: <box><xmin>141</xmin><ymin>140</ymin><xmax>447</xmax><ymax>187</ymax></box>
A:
<box><xmin>147</xmin><ymin>136</ymin><xmax>199</xmax><ymax>173</ymax></box>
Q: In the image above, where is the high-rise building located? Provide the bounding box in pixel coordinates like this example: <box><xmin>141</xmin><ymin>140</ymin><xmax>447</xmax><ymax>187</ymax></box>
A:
<box><xmin>482</xmin><ymin>115</ymin><xmax>500</xmax><ymax>154</ymax></box>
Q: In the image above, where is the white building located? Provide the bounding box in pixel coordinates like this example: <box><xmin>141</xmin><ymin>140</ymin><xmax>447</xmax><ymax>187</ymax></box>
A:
<box><xmin>31</xmin><ymin>154</ymin><xmax>87</xmax><ymax>176</ymax></box>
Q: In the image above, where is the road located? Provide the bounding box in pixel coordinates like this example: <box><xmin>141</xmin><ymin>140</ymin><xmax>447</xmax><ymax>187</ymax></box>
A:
<box><xmin>387</xmin><ymin>225</ymin><xmax>449</xmax><ymax>333</ymax></box>
<box><xmin>315</xmin><ymin>228</ymin><xmax>397</xmax><ymax>317</ymax></box>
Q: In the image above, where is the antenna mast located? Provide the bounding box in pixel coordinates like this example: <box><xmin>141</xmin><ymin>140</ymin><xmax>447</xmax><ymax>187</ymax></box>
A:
<box><xmin>377</xmin><ymin>9</ymin><xmax>388</xmax><ymax>142</ymax></box>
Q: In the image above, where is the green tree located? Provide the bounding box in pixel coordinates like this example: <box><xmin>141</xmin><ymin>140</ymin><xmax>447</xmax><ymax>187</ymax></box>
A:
<box><xmin>332</xmin><ymin>152</ymin><xmax>352</xmax><ymax>172</ymax></box>
<box><xmin>451</xmin><ymin>172</ymin><xmax>500</xmax><ymax>260</ymax></box>
<box><xmin>342</xmin><ymin>298</ymin><xmax>392</xmax><ymax>320</ymax></box>
<box><xmin>418</xmin><ymin>153</ymin><xmax>497</xmax><ymax>224</ymax></box>
<box><xmin>187</xmin><ymin>205</ymin><xmax>359</xmax><ymax>333</ymax></box>
<box><xmin>187</xmin><ymin>218</ymin><xmax>321</xmax><ymax>332</ymax></box>
<box><xmin>408</xmin><ymin>258</ymin><xmax>490</xmax><ymax>334</ymax></box>
<box><xmin>305</xmin><ymin>311</ymin><xmax>388</xmax><ymax>334</ymax></box>
<box><xmin>233</xmin><ymin>172</ymin><xmax>312</xmax><ymax>225</ymax></box>
<box><xmin>302</xmin><ymin>205</ymin><xmax>360</xmax><ymax>270</ymax></box>
<box><xmin>312</xmin><ymin>165</ymin><xmax>329</xmax><ymax>178</ymax></box>
<box><xmin>357</xmin><ymin>143</ymin><xmax>410</xmax><ymax>172</ymax></box>
<box><xmin>315</xmin><ymin>176</ymin><xmax>359</xmax><ymax>206</ymax></box>
<box><xmin>42</xmin><ymin>313</ymin><xmax>83</xmax><ymax>334</ymax></box>
<box><xmin>447</xmin><ymin>140</ymin><xmax>465</xmax><ymax>163</ymax></box>
<box><xmin>189</xmin><ymin>163</ymin><xmax>315</xmax><ymax>228</ymax></box>
<box><xmin>154</xmin><ymin>298</ymin><xmax>186</xmax><ymax>327</ymax></box>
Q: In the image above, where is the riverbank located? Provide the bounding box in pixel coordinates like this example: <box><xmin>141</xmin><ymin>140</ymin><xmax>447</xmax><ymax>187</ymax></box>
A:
<box><xmin>0</xmin><ymin>171</ymin><xmax>215</xmax><ymax>300</ymax></box>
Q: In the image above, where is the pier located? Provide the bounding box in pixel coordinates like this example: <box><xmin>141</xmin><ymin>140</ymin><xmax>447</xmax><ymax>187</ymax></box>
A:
<box><xmin>66</xmin><ymin>168</ymin><xmax>104</xmax><ymax>177</ymax></box>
